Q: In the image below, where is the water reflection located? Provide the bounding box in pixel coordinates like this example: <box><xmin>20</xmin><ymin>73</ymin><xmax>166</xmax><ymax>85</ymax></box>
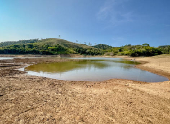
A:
<box><xmin>25</xmin><ymin>58</ymin><xmax>169</xmax><ymax>82</ymax></box>
<box><xmin>0</xmin><ymin>57</ymin><xmax>14</xmax><ymax>60</ymax></box>
<box><xmin>26</xmin><ymin>60</ymin><xmax>110</xmax><ymax>73</ymax></box>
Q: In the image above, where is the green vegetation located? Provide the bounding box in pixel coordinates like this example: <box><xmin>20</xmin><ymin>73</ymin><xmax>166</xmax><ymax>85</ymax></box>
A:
<box><xmin>0</xmin><ymin>38</ymin><xmax>168</xmax><ymax>57</ymax></box>
<box><xmin>158</xmin><ymin>45</ymin><xmax>170</xmax><ymax>54</ymax></box>
<box><xmin>0</xmin><ymin>39</ymin><xmax>39</xmax><ymax>47</ymax></box>
<box><xmin>103</xmin><ymin>44</ymin><xmax>162</xmax><ymax>57</ymax></box>
<box><xmin>93</xmin><ymin>44</ymin><xmax>112</xmax><ymax>50</ymax></box>
<box><xmin>0</xmin><ymin>38</ymin><xmax>103</xmax><ymax>55</ymax></box>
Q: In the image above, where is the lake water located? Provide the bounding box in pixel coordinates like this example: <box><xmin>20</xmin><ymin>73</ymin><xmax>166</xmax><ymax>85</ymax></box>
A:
<box><xmin>24</xmin><ymin>57</ymin><xmax>169</xmax><ymax>82</ymax></box>
<box><xmin>0</xmin><ymin>57</ymin><xmax>14</xmax><ymax>60</ymax></box>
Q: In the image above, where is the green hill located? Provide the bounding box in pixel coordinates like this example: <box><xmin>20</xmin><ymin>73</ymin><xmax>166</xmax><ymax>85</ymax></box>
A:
<box><xmin>0</xmin><ymin>38</ymin><xmax>168</xmax><ymax>56</ymax></box>
<box><xmin>0</xmin><ymin>38</ymin><xmax>103</xmax><ymax>55</ymax></box>
<box><xmin>0</xmin><ymin>38</ymin><xmax>92</xmax><ymax>49</ymax></box>
<box><xmin>93</xmin><ymin>44</ymin><xmax>112</xmax><ymax>50</ymax></box>
<box><xmin>0</xmin><ymin>39</ymin><xmax>39</xmax><ymax>47</ymax></box>
<box><xmin>158</xmin><ymin>45</ymin><xmax>170</xmax><ymax>54</ymax></box>
<box><xmin>36</xmin><ymin>38</ymin><xmax>93</xmax><ymax>49</ymax></box>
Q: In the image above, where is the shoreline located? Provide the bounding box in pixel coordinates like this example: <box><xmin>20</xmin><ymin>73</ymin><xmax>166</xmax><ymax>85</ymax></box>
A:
<box><xmin>117</xmin><ymin>55</ymin><xmax>170</xmax><ymax>81</ymax></box>
<box><xmin>1</xmin><ymin>55</ymin><xmax>170</xmax><ymax>123</ymax></box>
<box><xmin>136</xmin><ymin>64</ymin><xmax>170</xmax><ymax>81</ymax></box>
<box><xmin>120</xmin><ymin>55</ymin><xmax>170</xmax><ymax>81</ymax></box>
<box><xmin>1</xmin><ymin>54</ymin><xmax>170</xmax><ymax>82</ymax></box>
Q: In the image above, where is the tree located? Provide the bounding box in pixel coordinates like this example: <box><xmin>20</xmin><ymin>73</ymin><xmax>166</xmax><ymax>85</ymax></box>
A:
<box><xmin>142</xmin><ymin>43</ymin><xmax>150</xmax><ymax>47</ymax></box>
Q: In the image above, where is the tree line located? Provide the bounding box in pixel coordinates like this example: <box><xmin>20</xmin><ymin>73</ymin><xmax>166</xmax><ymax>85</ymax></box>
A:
<box><xmin>104</xmin><ymin>44</ymin><xmax>163</xmax><ymax>57</ymax></box>
<box><xmin>0</xmin><ymin>39</ymin><xmax>169</xmax><ymax>56</ymax></box>
<box><xmin>0</xmin><ymin>42</ymin><xmax>103</xmax><ymax>55</ymax></box>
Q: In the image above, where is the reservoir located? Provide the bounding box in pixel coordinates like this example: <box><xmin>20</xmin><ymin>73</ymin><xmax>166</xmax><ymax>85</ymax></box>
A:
<box><xmin>25</xmin><ymin>57</ymin><xmax>169</xmax><ymax>82</ymax></box>
<box><xmin>0</xmin><ymin>57</ymin><xmax>14</xmax><ymax>60</ymax></box>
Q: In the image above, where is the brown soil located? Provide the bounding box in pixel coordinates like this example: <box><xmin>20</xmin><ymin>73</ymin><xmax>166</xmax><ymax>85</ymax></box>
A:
<box><xmin>0</xmin><ymin>55</ymin><xmax>170</xmax><ymax>124</ymax></box>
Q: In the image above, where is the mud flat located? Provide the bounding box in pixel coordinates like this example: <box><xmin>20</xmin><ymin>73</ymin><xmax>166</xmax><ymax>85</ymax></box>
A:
<box><xmin>0</xmin><ymin>55</ymin><xmax>170</xmax><ymax>124</ymax></box>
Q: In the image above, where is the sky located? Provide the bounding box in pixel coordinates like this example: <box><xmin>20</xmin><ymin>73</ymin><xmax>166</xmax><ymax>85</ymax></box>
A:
<box><xmin>0</xmin><ymin>0</ymin><xmax>170</xmax><ymax>47</ymax></box>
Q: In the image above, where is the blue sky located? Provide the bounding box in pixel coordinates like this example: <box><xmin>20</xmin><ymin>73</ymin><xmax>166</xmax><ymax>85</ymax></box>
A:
<box><xmin>0</xmin><ymin>0</ymin><xmax>170</xmax><ymax>47</ymax></box>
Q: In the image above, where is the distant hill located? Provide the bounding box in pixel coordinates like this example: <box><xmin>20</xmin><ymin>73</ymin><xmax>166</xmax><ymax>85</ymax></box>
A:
<box><xmin>36</xmin><ymin>38</ymin><xmax>93</xmax><ymax>49</ymax></box>
<box><xmin>93</xmin><ymin>44</ymin><xmax>112</xmax><ymax>50</ymax></box>
<box><xmin>0</xmin><ymin>38</ymin><xmax>169</xmax><ymax>56</ymax></box>
<box><xmin>158</xmin><ymin>45</ymin><xmax>170</xmax><ymax>54</ymax></box>
<box><xmin>0</xmin><ymin>39</ymin><xmax>39</xmax><ymax>47</ymax></box>
<box><xmin>0</xmin><ymin>38</ymin><xmax>93</xmax><ymax>49</ymax></box>
<box><xmin>0</xmin><ymin>38</ymin><xmax>103</xmax><ymax>55</ymax></box>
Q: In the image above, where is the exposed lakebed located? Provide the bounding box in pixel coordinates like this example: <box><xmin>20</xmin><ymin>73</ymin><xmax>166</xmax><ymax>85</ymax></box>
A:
<box><xmin>24</xmin><ymin>57</ymin><xmax>169</xmax><ymax>82</ymax></box>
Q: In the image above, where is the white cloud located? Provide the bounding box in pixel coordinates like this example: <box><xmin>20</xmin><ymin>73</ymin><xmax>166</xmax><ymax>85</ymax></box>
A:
<box><xmin>97</xmin><ymin>0</ymin><xmax>114</xmax><ymax>20</ymax></box>
<box><xmin>97</xmin><ymin>0</ymin><xmax>133</xmax><ymax>26</ymax></box>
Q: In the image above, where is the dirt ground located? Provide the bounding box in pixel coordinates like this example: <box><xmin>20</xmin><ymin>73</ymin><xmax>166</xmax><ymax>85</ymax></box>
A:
<box><xmin>0</xmin><ymin>55</ymin><xmax>170</xmax><ymax>124</ymax></box>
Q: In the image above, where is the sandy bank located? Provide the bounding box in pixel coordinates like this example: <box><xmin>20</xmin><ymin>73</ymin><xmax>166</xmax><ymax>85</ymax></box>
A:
<box><xmin>0</xmin><ymin>55</ymin><xmax>170</xmax><ymax>124</ymax></box>
<box><xmin>119</xmin><ymin>54</ymin><xmax>170</xmax><ymax>80</ymax></box>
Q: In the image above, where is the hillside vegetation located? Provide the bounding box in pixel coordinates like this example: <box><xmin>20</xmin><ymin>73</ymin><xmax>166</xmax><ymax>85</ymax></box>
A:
<box><xmin>93</xmin><ymin>44</ymin><xmax>112</xmax><ymax>50</ymax></box>
<box><xmin>0</xmin><ymin>38</ymin><xmax>169</xmax><ymax>56</ymax></box>
<box><xmin>0</xmin><ymin>38</ymin><xmax>103</xmax><ymax>55</ymax></box>
<box><xmin>0</xmin><ymin>39</ymin><xmax>39</xmax><ymax>47</ymax></box>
